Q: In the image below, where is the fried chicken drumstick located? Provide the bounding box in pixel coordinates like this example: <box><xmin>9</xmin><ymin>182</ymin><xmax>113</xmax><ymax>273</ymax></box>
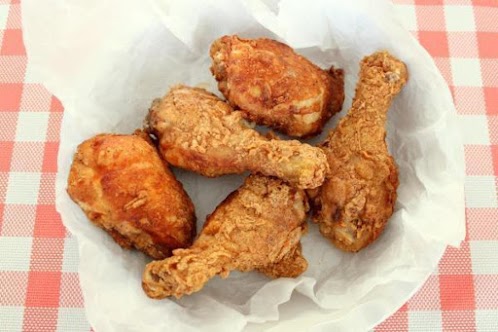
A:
<box><xmin>308</xmin><ymin>51</ymin><xmax>408</xmax><ymax>252</ymax></box>
<box><xmin>146</xmin><ymin>85</ymin><xmax>328</xmax><ymax>189</ymax></box>
<box><xmin>210</xmin><ymin>35</ymin><xmax>345</xmax><ymax>138</ymax></box>
<box><xmin>142</xmin><ymin>175</ymin><xmax>308</xmax><ymax>299</ymax></box>
<box><xmin>67</xmin><ymin>131</ymin><xmax>195</xmax><ymax>259</ymax></box>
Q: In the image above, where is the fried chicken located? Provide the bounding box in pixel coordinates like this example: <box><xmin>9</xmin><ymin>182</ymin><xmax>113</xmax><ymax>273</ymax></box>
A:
<box><xmin>308</xmin><ymin>51</ymin><xmax>408</xmax><ymax>252</ymax></box>
<box><xmin>210</xmin><ymin>35</ymin><xmax>345</xmax><ymax>138</ymax></box>
<box><xmin>257</xmin><ymin>243</ymin><xmax>307</xmax><ymax>279</ymax></box>
<box><xmin>142</xmin><ymin>174</ymin><xmax>309</xmax><ymax>299</ymax></box>
<box><xmin>146</xmin><ymin>85</ymin><xmax>329</xmax><ymax>189</ymax></box>
<box><xmin>67</xmin><ymin>131</ymin><xmax>196</xmax><ymax>259</ymax></box>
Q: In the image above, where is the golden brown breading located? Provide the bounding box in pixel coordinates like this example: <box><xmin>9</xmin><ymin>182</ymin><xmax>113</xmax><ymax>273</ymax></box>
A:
<box><xmin>142</xmin><ymin>175</ymin><xmax>308</xmax><ymax>299</ymax></box>
<box><xmin>308</xmin><ymin>51</ymin><xmax>408</xmax><ymax>252</ymax></box>
<box><xmin>146</xmin><ymin>85</ymin><xmax>329</xmax><ymax>189</ymax></box>
<box><xmin>210</xmin><ymin>35</ymin><xmax>345</xmax><ymax>138</ymax></box>
<box><xmin>257</xmin><ymin>242</ymin><xmax>307</xmax><ymax>279</ymax></box>
<box><xmin>67</xmin><ymin>131</ymin><xmax>196</xmax><ymax>259</ymax></box>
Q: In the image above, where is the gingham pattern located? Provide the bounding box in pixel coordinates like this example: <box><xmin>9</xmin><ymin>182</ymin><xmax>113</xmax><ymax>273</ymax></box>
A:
<box><xmin>0</xmin><ymin>0</ymin><xmax>496</xmax><ymax>331</ymax></box>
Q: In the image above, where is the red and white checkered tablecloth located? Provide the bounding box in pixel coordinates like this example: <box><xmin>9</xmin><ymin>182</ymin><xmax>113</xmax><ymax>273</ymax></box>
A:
<box><xmin>0</xmin><ymin>0</ymin><xmax>497</xmax><ymax>331</ymax></box>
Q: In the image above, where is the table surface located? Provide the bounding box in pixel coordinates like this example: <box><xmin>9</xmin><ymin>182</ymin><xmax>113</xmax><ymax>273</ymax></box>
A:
<box><xmin>1</xmin><ymin>0</ymin><xmax>497</xmax><ymax>331</ymax></box>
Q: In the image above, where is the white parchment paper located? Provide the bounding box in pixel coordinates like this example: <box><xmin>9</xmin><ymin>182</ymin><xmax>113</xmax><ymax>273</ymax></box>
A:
<box><xmin>22</xmin><ymin>0</ymin><xmax>465</xmax><ymax>331</ymax></box>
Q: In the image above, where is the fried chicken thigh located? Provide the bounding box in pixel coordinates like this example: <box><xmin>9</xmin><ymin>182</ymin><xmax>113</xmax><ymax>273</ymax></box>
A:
<box><xmin>67</xmin><ymin>131</ymin><xmax>196</xmax><ymax>259</ymax></box>
<box><xmin>210</xmin><ymin>35</ymin><xmax>345</xmax><ymax>138</ymax></box>
<box><xmin>146</xmin><ymin>85</ymin><xmax>329</xmax><ymax>189</ymax></box>
<box><xmin>142</xmin><ymin>175</ymin><xmax>309</xmax><ymax>299</ymax></box>
<box><xmin>308</xmin><ymin>51</ymin><xmax>408</xmax><ymax>252</ymax></box>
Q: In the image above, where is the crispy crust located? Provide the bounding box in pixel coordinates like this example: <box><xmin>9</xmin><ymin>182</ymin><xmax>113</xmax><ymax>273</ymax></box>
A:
<box><xmin>67</xmin><ymin>131</ymin><xmax>196</xmax><ymax>259</ymax></box>
<box><xmin>257</xmin><ymin>242</ymin><xmax>308</xmax><ymax>278</ymax></box>
<box><xmin>309</xmin><ymin>51</ymin><xmax>408</xmax><ymax>252</ymax></box>
<box><xmin>210</xmin><ymin>35</ymin><xmax>345</xmax><ymax>138</ymax></box>
<box><xmin>146</xmin><ymin>85</ymin><xmax>329</xmax><ymax>189</ymax></box>
<box><xmin>142</xmin><ymin>175</ymin><xmax>308</xmax><ymax>299</ymax></box>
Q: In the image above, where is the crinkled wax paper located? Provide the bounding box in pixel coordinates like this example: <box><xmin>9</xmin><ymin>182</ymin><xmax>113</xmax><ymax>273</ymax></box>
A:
<box><xmin>22</xmin><ymin>0</ymin><xmax>465</xmax><ymax>331</ymax></box>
